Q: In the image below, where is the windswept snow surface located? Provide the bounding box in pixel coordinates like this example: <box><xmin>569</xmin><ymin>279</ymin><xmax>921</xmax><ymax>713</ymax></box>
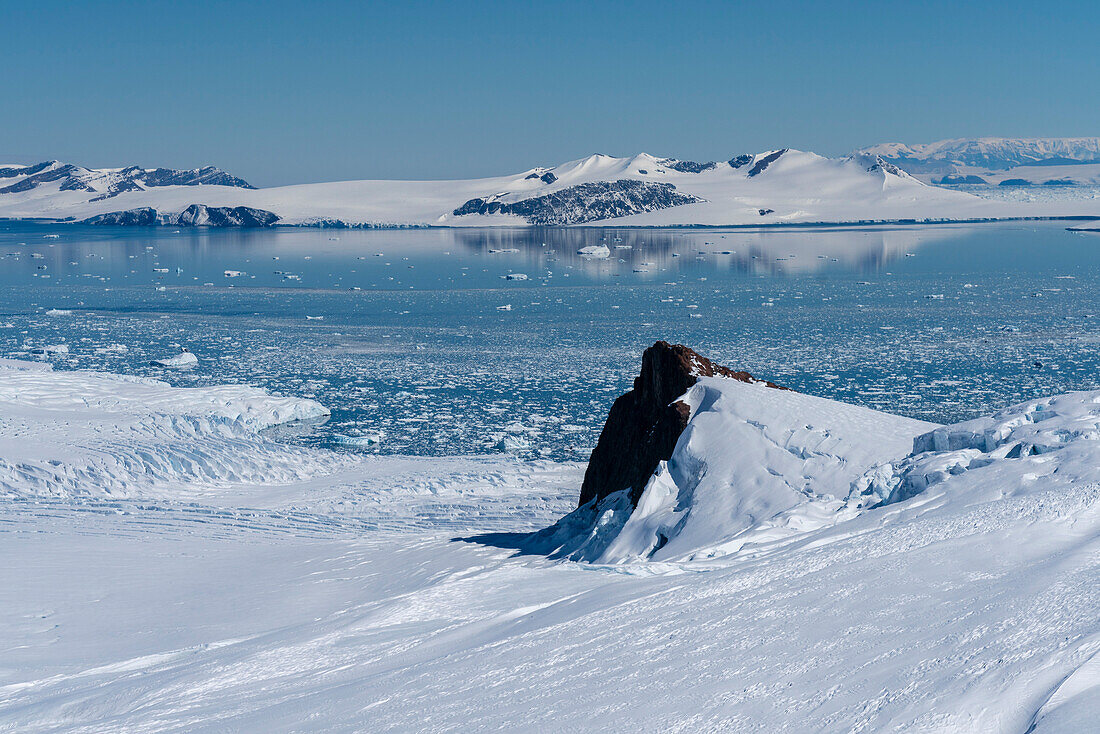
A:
<box><xmin>1</xmin><ymin>150</ymin><xmax>1096</xmax><ymax>226</ymax></box>
<box><xmin>2</xmin><ymin>361</ymin><xmax>1099</xmax><ymax>732</ymax></box>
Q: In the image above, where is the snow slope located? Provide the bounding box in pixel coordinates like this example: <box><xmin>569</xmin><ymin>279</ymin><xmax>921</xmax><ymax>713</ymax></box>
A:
<box><xmin>1</xmin><ymin>360</ymin><xmax>1098</xmax><ymax>732</ymax></box>
<box><xmin>1</xmin><ymin>150</ymin><xmax>1096</xmax><ymax>227</ymax></box>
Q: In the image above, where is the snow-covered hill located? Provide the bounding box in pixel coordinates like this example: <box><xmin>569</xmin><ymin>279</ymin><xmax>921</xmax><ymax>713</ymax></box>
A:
<box><xmin>2</xmin><ymin>150</ymin><xmax>1094</xmax><ymax>227</ymax></box>
<box><xmin>2</xmin><ymin>357</ymin><xmax>1098</xmax><ymax>731</ymax></box>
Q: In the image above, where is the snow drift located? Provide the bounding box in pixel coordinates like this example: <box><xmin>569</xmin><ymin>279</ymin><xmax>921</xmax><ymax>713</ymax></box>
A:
<box><xmin>0</xmin><ymin>358</ymin><xmax>332</xmax><ymax>500</ymax></box>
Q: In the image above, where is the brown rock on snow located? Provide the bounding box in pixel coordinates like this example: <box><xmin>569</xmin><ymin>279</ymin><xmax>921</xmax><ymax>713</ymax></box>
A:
<box><xmin>578</xmin><ymin>341</ymin><xmax>786</xmax><ymax>508</ymax></box>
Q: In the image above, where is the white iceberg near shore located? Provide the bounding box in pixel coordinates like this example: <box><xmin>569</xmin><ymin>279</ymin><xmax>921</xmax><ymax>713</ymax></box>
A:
<box><xmin>150</xmin><ymin>348</ymin><xmax>198</xmax><ymax>368</ymax></box>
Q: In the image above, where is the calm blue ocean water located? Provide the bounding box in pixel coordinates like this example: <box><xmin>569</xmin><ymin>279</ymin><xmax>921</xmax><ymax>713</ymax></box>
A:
<box><xmin>3</xmin><ymin>220</ymin><xmax>1099</xmax><ymax>459</ymax></box>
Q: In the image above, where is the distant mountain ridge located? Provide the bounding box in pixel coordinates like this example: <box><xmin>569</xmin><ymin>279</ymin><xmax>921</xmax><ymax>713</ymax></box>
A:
<box><xmin>0</xmin><ymin>148</ymin><xmax>1094</xmax><ymax>227</ymax></box>
<box><xmin>0</xmin><ymin>160</ymin><xmax>253</xmax><ymax>201</ymax></box>
<box><xmin>856</xmin><ymin>137</ymin><xmax>1100</xmax><ymax>169</ymax></box>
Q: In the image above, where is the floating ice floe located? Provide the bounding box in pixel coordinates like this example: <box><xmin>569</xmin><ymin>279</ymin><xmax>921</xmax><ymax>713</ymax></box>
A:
<box><xmin>577</xmin><ymin>245</ymin><xmax>611</xmax><ymax>258</ymax></box>
<box><xmin>504</xmin><ymin>273</ymin><xmax>528</xmax><ymax>280</ymax></box>
<box><xmin>332</xmin><ymin>431</ymin><xmax>384</xmax><ymax>447</ymax></box>
<box><xmin>44</xmin><ymin>309</ymin><xmax>73</xmax><ymax>316</ymax></box>
<box><xmin>150</xmin><ymin>349</ymin><xmax>198</xmax><ymax>368</ymax></box>
<box><xmin>30</xmin><ymin>344</ymin><xmax>69</xmax><ymax>355</ymax></box>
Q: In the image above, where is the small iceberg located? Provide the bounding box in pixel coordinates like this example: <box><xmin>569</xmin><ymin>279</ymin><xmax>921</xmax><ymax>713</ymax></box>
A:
<box><xmin>578</xmin><ymin>245</ymin><xmax>611</xmax><ymax>258</ymax></box>
<box><xmin>150</xmin><ymin>348</ymin><xmax>198</xmax><ymax>369</ymax></box>
<box><xmin>504</xmin><ymin>273</ymin><xmax>528</xmax><ymax>281</ymax></box>
<box><xmin>45</xmin><ymin>309</ymin><xmax>73</xmax><ymax>316</ymax></box>
<box><xmin>332</xmin><ymin>431</ymin><xmax>384</xmax><ymax>447</ymax></box>
<box><xmin>31</xmin><ymin>344</ymin><xmax>69</xmax><ymax>355</ymax></box>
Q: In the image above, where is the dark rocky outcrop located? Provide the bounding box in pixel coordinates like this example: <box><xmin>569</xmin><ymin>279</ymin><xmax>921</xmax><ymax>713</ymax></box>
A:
<box><xmin>999</xmin><ymin>178</ymin><xmax>1032</xmax><ymax>187</ymax></box>
<box><xmin>453</xmin><ymin>180</ymin><xmax>702</xmax><ymax>225</ymax></box>
<box><xmin>728</xmin><ymin>154</ymin><xmax>754</xmax><ymax>169</ymax></box>
<box><xmin>523</xmin><ymin>171</ymin><xmax>557</xmax><ymax>184</ymax></box>
<box><xmin>663</xmin><ymin>159</ymin><xmax>717</xmax><ymax>173</ymax></box>
<box><xmin>173</xmin><ymin>204</ymin><xmax>279</xmax><ymax>227</ymax></box>
<box><xmin>578</xmin><ymin>341</ymin><xmax>786</xmax><ymax>508</ymax></box>
<box><xmin>83</xmin><ymin>207</ymin><xmax>160</xmax><ymax>226</ymax></box>
<box><xmin>748</xmin><ymin>149</ymin><xmax>788</xmax><ymax>177</ymax></box>
<box><xmin>82</xmin><ymin>204</ymin><xmax>279</xmax><ymax>227</ymax></box>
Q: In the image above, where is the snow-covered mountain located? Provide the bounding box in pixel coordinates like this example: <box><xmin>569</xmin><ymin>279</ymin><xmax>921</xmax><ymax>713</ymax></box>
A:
<box><xmin>857</xmin><ymin>137</ymin><xmax>1100</xmax><ymax>169</ymax></box>
<box><xmin>4</xmin><ymin>149</ymin><xmax>1088</xmax><ymax>227</ymax></box>
<box><xmin>855</xmin><ymin>137</ymin><xmax>1100</xmax><ymax>186</ymax></box>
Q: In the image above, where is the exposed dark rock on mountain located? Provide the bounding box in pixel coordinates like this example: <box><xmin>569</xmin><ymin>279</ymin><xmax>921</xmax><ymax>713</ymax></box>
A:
<box><xmin>748</xmin><ymin>149</ymin><xmax>788</xmax><ymax>177</ymax></box>
<box><xmin>999</xmin><ymin>178</ymin><xmax>1031</xmax><ymax>186</ymax></box>
<box><xmin>578</xmin><ymin>341</ymin><xmax>786</xmax><ymax>508</ymax></box>
<box><xmin>0</xmin><ymin>161</ymin><xmax>54</xmax><ymax>178</ymax></box>
<box><xmin>728</xmin><ymin>154</ymin><xmax>753</xmax><ymax>169</ymax></box>
<box><xmin>664</xmin><ymin>160</ymin><xmax>717</xmax><ymax>173</ymax></box>
<box><xmin>144</xmin><ymin>166</ymin><xmax>253</xmax><ymax>188</ymax></box>
<box><xmin>452</xmin><ymin>180</ymin><xmax>703</xmax><ymax>225</ymax></box>
<box><xmin>523</xmin><ymin>170</ymin><xmax>558</xmax><ymax>184</ymax></box>
<box><xmin>83</xmin><ymin>207</ymin><xmax>160</xmax><ymax>226</ymax></box>
<box><xmin>865</xmin><ymin>158</ymin><xmax>904</xmax><ymax>176</ymax></box>
<box><xmin>174</xmin><ymin>205</ymin><xmax>278</xmax><ymax>227</ymax></box>
<box><xmin>0</xmin><ymin>164</ymin><xmax>84</xmax><ymax>194</ymax></box>
<box><xmin>0</xmin><ymin>161</ymin><xmax>253</xmax><ymax>199</ymax></box>
<box><xmin>82</xmin><ymin>205</ymin><xmax>279</xmax><ymax>227</ymax></box>
<box><xmin>758</xmin><ymin>208</ymin><xmax>774</xmax><ymax>216</ymax></box>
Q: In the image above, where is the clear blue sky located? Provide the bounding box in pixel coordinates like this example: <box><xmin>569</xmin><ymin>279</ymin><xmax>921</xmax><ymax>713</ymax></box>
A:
<box><xmin>3</xmin><ymin>0</ymin><xmax>1096</xmax><ymax>186</ymax></box>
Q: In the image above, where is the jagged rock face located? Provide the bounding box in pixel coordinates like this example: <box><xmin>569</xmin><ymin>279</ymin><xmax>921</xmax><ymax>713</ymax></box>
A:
<box><xmin>453</xmin><ymin>180</ymin><xmax>702</xmax><ymax>225</ymax></box>
<box><xmin>663</xmin><ymin>159</ymin><xmax>717</xmax><ymax>173</ymax></box>
<box><xmin>174</xmin><ymin>205</ymin><xmax>278</xmax><ymax>227</ymax></box>
<box><xmin>82</xmin><ymin>205</ymin><xmax>279</xmax><ymax>227</ymax></box>
<box><xmin>578</xmin><ymin>341</ymin><xmax>786</xmax><ymax>508</ymax></box>
<box><xmin>728</xmin><ymin>154</ymin><xmax>753</xmax><ymax>169</ymax></box>
<box><xmin>83</xmin><ymin>207</ymin><xmax>160</xmax><ymax>226</ymax></box>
